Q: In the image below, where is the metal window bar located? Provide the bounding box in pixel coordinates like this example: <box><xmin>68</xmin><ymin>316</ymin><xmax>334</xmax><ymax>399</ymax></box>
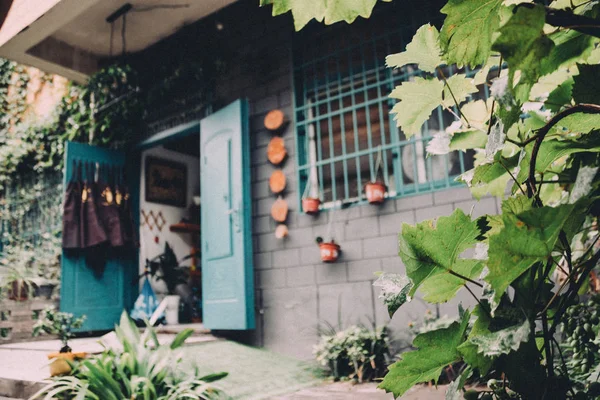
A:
<box><xmin>294</xmin><ymin>13</ymin><xmax>489</xmax><ymax>211</ymax></box>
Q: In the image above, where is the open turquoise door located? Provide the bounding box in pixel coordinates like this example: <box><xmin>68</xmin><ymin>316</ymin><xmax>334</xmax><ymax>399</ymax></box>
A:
<box><xmin>200</xmin><ymin>99</ymin><xmax>255</xmax><ymax>330</ymax></box>
<box><xmin>61</xmin><ymin>141</ymin><xmax>138</xmax><ymax>331</ymax></box>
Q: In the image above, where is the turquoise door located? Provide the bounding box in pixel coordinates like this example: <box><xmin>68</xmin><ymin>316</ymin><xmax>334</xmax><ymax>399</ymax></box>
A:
<box><xmin>200</xmin><ymin>99</ymin><xmax>255</xmax><ymax>330</ymax></box>
<box><xmin>61</xmin><ymin>141</ymin><xmax>138</xmax><ymax>331</ymax></box>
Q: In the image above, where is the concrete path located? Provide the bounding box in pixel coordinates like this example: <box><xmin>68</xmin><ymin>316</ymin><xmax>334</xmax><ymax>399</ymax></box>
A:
<box><xmin>273</xmin><ymin>382</ymin><xmax>446</xmax><ymax>400</ymax></box>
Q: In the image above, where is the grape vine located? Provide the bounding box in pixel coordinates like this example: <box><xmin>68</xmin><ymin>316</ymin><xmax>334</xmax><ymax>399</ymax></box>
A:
<box><xmin>264</xmin><ymin>0</ymin><xmax>600</xmax><ymax>398</ymax></box>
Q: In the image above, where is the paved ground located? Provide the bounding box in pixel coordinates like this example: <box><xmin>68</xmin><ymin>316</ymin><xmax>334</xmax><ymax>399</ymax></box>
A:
<box><xmin>274</xmin><ymin>382</ymin><xmax>446</xmax><ymax>400</ymax></box>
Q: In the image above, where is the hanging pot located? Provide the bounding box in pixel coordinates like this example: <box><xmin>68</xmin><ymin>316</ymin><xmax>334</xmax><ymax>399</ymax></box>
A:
<box><xmin>302</xmin><ymin>197</ymin><xmax>321</xmax><ymax>214</ymax></box>
<box><xmin>365</xmin><ymin>181</ymin><xmax>387</xmax><ymax>204</ymax></box>
<box><xmin>319</xmin><ymin>242</ymin><xmax>341</xmax><ymax>263</ymax></box>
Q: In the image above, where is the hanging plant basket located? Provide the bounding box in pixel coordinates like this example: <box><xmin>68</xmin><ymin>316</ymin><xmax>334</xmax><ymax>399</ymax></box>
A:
<box><xmin>319</xmin><ymin>241</ymin><xmax>341</xmax><ymax>263</ymax></box>
<box><xmin>365</xmin><ymin>181</ymin><xmax>387</xmax><ymax>204</ymax></box>
<box><xmin>302</xmin><ymin>197</ymin><xmax>321</xmax><ymax>214</ymax></box>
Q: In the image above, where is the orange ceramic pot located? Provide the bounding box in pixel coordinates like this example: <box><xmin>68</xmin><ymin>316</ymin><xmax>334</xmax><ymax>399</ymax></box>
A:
<box><xmin>319</xmin><ymin>242</ymin><xmax>341</xmax><ymax>263</ymax></box>
<box><xmin>365</xmin><ymin>181</ymin><xmax>387</xmax><ymax>204</ymax></box>
<box><xmin>302</xmin><ymin>197</ymin><xmax>321</xmax><ymax>214</ymax></box>
<box><xmin>47</xmin><ymin>352</ymin><xmax>87</xmax><ymax>377</ymax></box>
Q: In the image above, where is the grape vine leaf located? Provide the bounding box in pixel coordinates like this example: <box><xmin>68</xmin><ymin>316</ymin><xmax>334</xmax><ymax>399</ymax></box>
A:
<box><xmin>379</xmin><ymin>311</ymin><xmax>470</xmax><ymax>398</ymax></box>
<box><xmin>469</xmin><ymin>319</ymin><xmax>530</xmax><ymax>356</ymax></box>
<box><xmin>457</xmin><ymin>304</ymin><xmax>494</xmax><ymax>374</ymax></box>
<box><xmin>399</xmin><ymin>209</ymin><xmax>481</xmax><ymax>299</ymax></box>
<box><xmin>442</xmin><ymin>74</ymin><xmax>478</xmax><ymax>108</ymax></box>
<box><xmin>373</xmin><ymin>273</ymin><xmax>413</xmax><ymax>317</ymax></box>
<box><xmin>558</xmin><ymin>113</ymin><xmax>600</xmax><ymax>135</ymax></box>
<box><xmin>389</xmin><ymin>78</ymin><xmax>444</xmax><ymax>137</ymax></box>
<box><xmin>486</xmin><ymin>202</ymin><xmax>583</xmax><ymax>304</ymax></box>
<box><xmin>572</xmin><ymin>63</ymin><xmax>600</xmax><ymax>105</ymax></box>
<box><xmin>440</xmin><ymin>0</ymin><xmax>503</xmax><ymax>68</ymax></box>
<box><xmin>260</xmin><ymin>0</ymin><xmax>387</xmax><ymax>31</ymax></box>
<box><xmin>386</xmin><ymin>24</ymin><xmax>444</xmax><ymax>74</ymax></box>
<box><xmin>535</xmin><ymin>136</ymin><xmax>600</xmax><ymax>173</ymax></box>
<box><xmin>449</xmin><ymin>130</ymin><xmax>488</xmax><ymax>151</ymax></box>
<box><xmin>540</xmin><ymin>30</ymin><xmax>596</xmax><ymax>76</ymax></box>
<box><xmin>445</xmin><ymin>367</ymin><xmax>473</xmax><ymax>400</ymax></box>
<box><xmin>545</xmin><ymin>78</ymin><xmax>573</xmax><ymax>113</ymax></box>
<box><xmin>420</xmin><ymin>259</ymin><xmax>484</xmax><ymax>303</ymax></box>
<box><xmin>492</xmin><ymin>4</ymin><xmax>554</xmax><ymax>87</ymax></box>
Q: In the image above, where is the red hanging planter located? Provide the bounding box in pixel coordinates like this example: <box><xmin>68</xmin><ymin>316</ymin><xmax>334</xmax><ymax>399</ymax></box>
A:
<box><xmin>302</xmin><ymin>197</ymin><xmax>321</xmax><ymax>214</ymax></box>
<box><xmin>365</xmin><ymin>181</ymin><xmax>387</xmax><ymax>204</ymax></box>
<box><xmin>319</xmin><ymin>241</ymin><xmax>341</xmax><ymax>263</ymax></box>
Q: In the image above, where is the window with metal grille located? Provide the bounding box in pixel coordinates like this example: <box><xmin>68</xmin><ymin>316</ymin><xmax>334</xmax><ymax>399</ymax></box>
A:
<box><xmin>293</xmin><ymin>4</ymin><xmax>489</xmax><ymax>209</ymax></box>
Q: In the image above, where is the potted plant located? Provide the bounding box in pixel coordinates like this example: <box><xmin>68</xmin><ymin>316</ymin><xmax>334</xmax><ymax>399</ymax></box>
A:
<box><xmin>147</xmin><ymin>242</ymin><xmax>194</xmax><ymax>325</ymax></box>
<box><xmin>316</xmin><ymin>236</ymin><xmax>341</xmax><ymax>263</ymax></box>
<box><xmin>0</xmin><ymin>242</ymin><xmax>36</xmax><ymax>301</ymax></box>
<box><xmin>365</xmin><ymin>181</ymin><xmax>387</xmax><ymax>204</ymax></box>
<box><xmin>32</xmin><ymin>306</ymin><xmax>86</xmax><ymax>376</ymax></box>
<box><xmin>32</xmin><ymin>234</ymin><xmax>61</xmax><ymax>299</ymax></box>
<box><xmin>365</xmin><ymin>147</ymin><xmax>387</xmax><ymax>204</ymax></box>
<box><xmin>302</xmin><ymin>197</ymin><xmax>321</xmax><ymax>214</ymax></box>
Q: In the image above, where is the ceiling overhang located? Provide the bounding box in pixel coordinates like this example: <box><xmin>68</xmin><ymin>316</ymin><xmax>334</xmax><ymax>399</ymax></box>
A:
<box><xmin>0</xmin><ymin>0</ymin><xmax>236</xmax><ymax>83</ymax></box>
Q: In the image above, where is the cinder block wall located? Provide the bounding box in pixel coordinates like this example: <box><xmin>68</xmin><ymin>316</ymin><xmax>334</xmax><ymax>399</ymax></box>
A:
<box><xmin>149</xmin><ymin>0</ymin><xmax>500</xmax><ymax>360</ymax></box>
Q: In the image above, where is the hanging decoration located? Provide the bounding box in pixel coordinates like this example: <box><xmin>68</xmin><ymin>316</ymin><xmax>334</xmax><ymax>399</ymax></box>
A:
<box><xmin>267</xmin><ymin>136</ymin><xmax>287</xmax><ymax>165</ymax></box>
<box><xmin>365</xmin><ymin>145</ymin><xmax>387</xmax><ymax>204</ymax></box>
<box><xmin>316</xmin><ymin>206</ymin><xmax>341</xmax><ymax>263</ymax></box>
<box><xmin>264</xmin><ymin>109</ymin><xmax>286</xmax><ymax>131</ymax></box>
<box><xmin>270</xmin><ymin>196</ymin><xmax>289</xmax><ymax>223</ymax></box>
<box><xmin>269</xmin><ymin>170</ymin><xmax>286</xmax><ymax>194</ymax></box>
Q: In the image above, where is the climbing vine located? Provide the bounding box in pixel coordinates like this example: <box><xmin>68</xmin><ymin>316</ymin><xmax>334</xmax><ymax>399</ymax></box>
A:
<box><xmin>0</xmin><ymin>49</ymin><xmax>224</xmax><ymax>184</ymax></box>
<box><xmin>264</xmin><ymin>0</ymin><xmax>600</xmax><ymax>398</ymax></box>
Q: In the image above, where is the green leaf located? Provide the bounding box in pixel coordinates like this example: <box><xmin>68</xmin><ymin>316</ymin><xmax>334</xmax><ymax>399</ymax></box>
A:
<box><xmin>540</xmin><ymin>30</ymin><xmax>596</xmax><ymax>76</ymax></box>
<box><xmin>545</xmin><ymin>77</ymin><xmax>573</xmax><ymax>113</ymax></box>
<box><xmin>170</xmin><ymin>328</ymin><xmax>194</xmax><ymax>349</ymax></box>
<box><xmin>445</xmin><ymin>367</ymin><xmax>473</xmax><ymax>400</ymax></box>
<box><xmin>535</xmin><ymin>136</ymin><xmax>600</xmax><ymax>173</ymax></box>
<box><xmin>450</xmin><ymin>130</ymin><xmax>488</xmax><ymax>151</ymax></box>
<box><xmin>389</xmin><ymin>78</ymin><xmax>444</xmax><ymax>137</ymax></box>
<box><xmin>442</xmin><ymin>74</ymin><xmax>479</xmax><ymax>108</ymax></box>
<box><xmin>457</xmin><ymin>305</ymin><xmax>494</xmax><ymax>374</ymax></box>
<box><xmin>492</xmin><ymin>4</ymin><xmax>554</xmax><ymax>87</ymax></box>
<box><xmin>261</xmin><ymin>0</ymin><xmax>386</xmax><ymax>31</ymax></box>
<box><xmin>440</xmin><ymin>0</ymin><xmax>503</xmax><ymax>68</ymax></box>
<box><xmin>557</xmin><ymin>112</ymin><xmax>600</xmax><ymax>135</ymax></box>
<box><xmin>399</xmin><ymin>208</ymin><xmax>481</xmax><ymax>300</ymax></box>
<box><xmin>486</xmin><ymin>201</ymin><xmax>582</xmax><ymax>303</ymax></box>
<box><xmin>379</xmin><ymin>311</ymin><xmax>470</xmax><ymax>398</ymax></box>
<box><xmin>373</xmin><ymin>273</ymin><xmax>414</xmax><ymax>317</ymax></box>
<box><xmin>573</xmin><ymin>63</ymin><xmax>600</xmax><ymax>105</ymax></box>
<box><xmin>469</xmin><ymin>319</ymin><xmax>530</xmax><ymax>356</ymax></box>
<box><xmin>420</xmin><ymin>259</ymin><xmax>483</xmax><ymax>303</ymax></box>
<box><xmin>386</xmin><ymin>24</ymin><xmax>444</xmax><ymax>73</ymax></box>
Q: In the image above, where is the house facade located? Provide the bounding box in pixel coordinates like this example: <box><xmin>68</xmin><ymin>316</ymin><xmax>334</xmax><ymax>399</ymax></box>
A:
<box><xmin>0</xmin><ymin>0</ymin><xmax>499</xmax><ymax>359</ymax></box>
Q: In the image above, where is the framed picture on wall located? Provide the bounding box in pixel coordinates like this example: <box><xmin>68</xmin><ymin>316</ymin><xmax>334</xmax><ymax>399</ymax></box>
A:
<box><xmin>145</xmin><ymin>156</ymin><xmax>187</xmax><ymax>207</ymax></box>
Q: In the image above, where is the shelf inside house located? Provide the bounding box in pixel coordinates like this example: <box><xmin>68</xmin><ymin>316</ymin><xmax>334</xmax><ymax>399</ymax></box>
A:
<box><xmin>169</xmin><ymin>222</ymin><xmax>200</xmax><ymax>234</ymax></box>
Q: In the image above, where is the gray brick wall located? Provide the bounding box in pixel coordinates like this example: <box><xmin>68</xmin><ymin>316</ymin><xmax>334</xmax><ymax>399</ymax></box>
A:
<box><xmin>148</xmin><ymin>0</ymin><xmax>501</xmax><ymax>361</ymax></box>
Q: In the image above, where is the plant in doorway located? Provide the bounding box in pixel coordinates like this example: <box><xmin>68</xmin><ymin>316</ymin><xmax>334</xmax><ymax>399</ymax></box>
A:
<box><xmin>32</xmin><ymin>306</ymin><xmax>87</xmax><ymax>376</ymax></box>
<box><xmin>147</xmin><ymin>242</ymin><xmax>200</xmax><ymax>325</ymax></box>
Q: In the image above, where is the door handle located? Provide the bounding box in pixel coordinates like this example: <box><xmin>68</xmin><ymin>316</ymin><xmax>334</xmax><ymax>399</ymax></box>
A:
<box><xmin>226</xmin><ymin>208</ymin><xmax>241</xmax><ymax>232</ymax></box>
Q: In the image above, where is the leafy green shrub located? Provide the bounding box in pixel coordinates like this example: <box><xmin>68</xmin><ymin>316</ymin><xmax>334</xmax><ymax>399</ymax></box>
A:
<box><xmin>314</xmin><ymin>325</ymin><xmax>390</xmax><ymax>382</ymax></box>
<box><xmin>265</xmin><ymin>0</ymin><xmax>600</xmax><ymax>398</ymax></box>
<box><xmin>31</xmin><ymin>311</ymin><xmax>228</xmax><ymax>399</ymax></box>
<box><xmin>32</xmin><ymin>307</ymin><xmax>86</xmax><ymax>352</ymax></box>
